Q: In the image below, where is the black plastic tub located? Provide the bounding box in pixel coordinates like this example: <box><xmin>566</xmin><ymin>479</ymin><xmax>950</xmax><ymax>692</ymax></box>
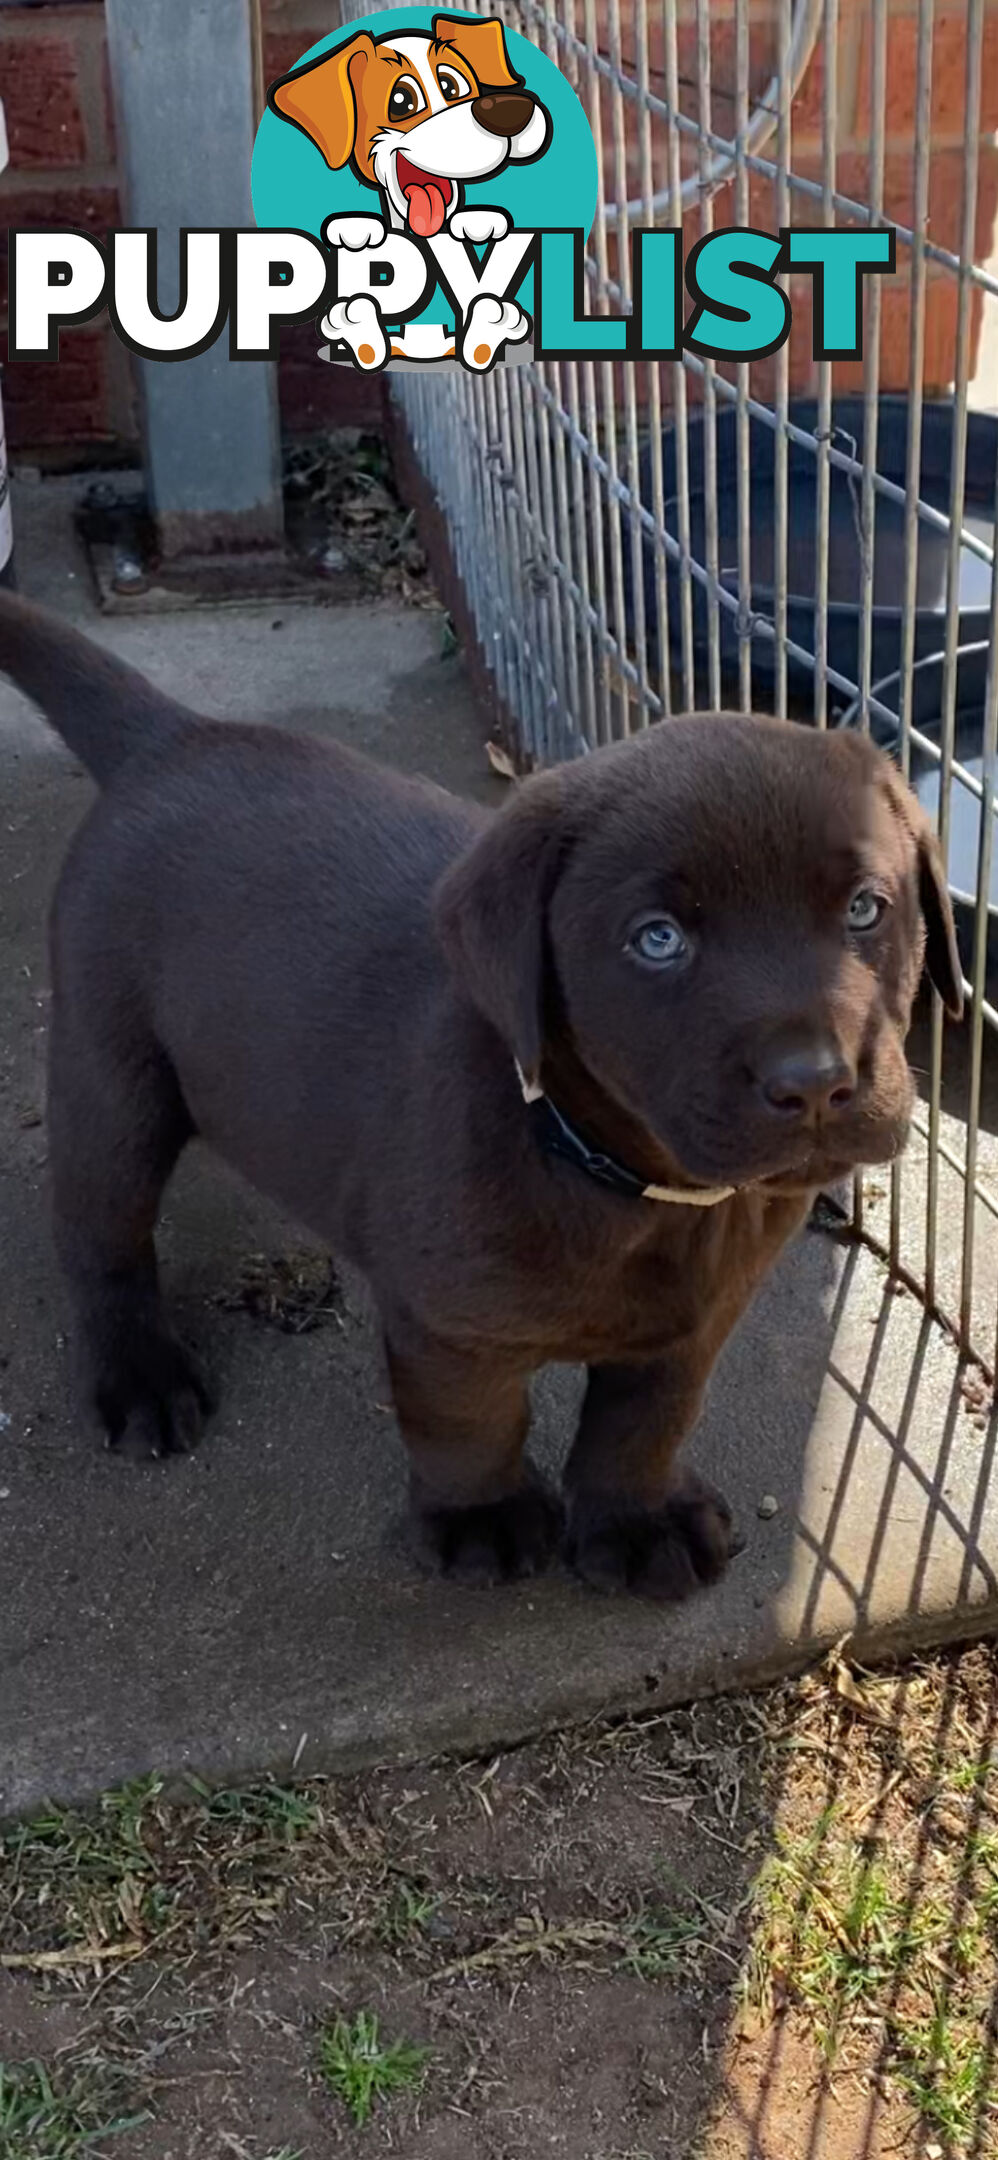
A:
<box><xmin>630</xmin><ymin>398</ymin><xmax>998</xmax><ymax>705</ymax></box>
<box><xmin>839</xmin><ymin>645</ymin><xmax>998</xmax><ymax>991</ymax></box>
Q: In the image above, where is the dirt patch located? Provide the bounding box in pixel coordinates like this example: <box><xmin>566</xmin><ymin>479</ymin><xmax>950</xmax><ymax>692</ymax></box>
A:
<box><xmin>283</xmin><ymin>432</ymin><xmax>437</xmax><ymax>607</ymax></box>
<box><xmin>1</xmin><ymin>1647</ymin><xmax>996</xmax><ymax>2157</ymax></box>
<box><xmin>212</xmin><ymin>1251</ymin><xmax>343</xmax><ymax>1335</ymax></box>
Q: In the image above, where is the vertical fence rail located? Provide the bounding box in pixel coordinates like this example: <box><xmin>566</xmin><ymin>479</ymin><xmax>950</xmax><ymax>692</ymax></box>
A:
<box><xmin>375</xmin><ymin>0</ymin><xmax>998</xmax><ymax>1369</ymax></box>
<box><xmin>926</xmin><ymin>0</ymin><xmax>985</xmax><ymax>1313</ymax></box>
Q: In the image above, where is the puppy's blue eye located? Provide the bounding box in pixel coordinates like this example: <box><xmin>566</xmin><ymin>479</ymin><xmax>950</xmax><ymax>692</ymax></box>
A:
<box><xmin>630</xmin><ymin>917</ymin><xmax>687</xmax><ymax>965</ymax></box>
<box><xmin>847</xmin><ymin>888</ymin><xmax>887</xmax><ymax>932</ymax></box>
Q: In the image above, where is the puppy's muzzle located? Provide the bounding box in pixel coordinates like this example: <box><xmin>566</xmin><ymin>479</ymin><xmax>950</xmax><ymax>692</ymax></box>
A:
<box><xmin>472</xmin><ymin>89</ymin><xmax>536</xmax><ymax>136</ymax></box>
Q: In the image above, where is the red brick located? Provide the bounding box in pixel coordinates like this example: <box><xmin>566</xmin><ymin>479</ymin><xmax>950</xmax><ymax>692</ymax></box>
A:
<box><xmin>790</xmin><ymin>40</ymin><xmax>827</xmax><ymax>145</ymax></box>
<box><xmin>856</xmin><ymin>12</ymin><xmax>998</xmax><ymax>139</ymax></box>
<box><xmin>4</xmin><ymin>325</ymin><xmax>111</xmax><ymax>448</ymax></box>
<box><xmin>830</xmin><ymin>145</ymin><xmax>998</xmax><ymax>265</ymax></box>
<box><xmin>831</xmin><ymin>274</ymin><xmax>985</xmax><ymax>395</ymax></box>
<box><xmin>705</xmin><ymin>139</ymin><xmax>998</xmax><ymax>278</ymax></box>
<box><xmin>263</xmin><ymin>31</ymin><xmax>319</xmax><ymax>91</ymax></box>
<box><xmin>0</xmin><ymin>184</ymin><xmax>119</xmax><ymax>312</ymax></box>
<box><xmin>278</xmin><ymin>322</ymin><xmax>386</xmax><ymax>434</ymax></box>
<box><xmin>1</xmin><ymin>33</ymin><xmax>86</xmax><ymax>169</ymax></box>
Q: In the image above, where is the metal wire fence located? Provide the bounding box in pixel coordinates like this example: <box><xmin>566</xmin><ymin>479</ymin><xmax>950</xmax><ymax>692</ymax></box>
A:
<box><xmin>358</xmin><ymin>0</ymin><xmax>998</xmax><ymax>1370</ymax></box>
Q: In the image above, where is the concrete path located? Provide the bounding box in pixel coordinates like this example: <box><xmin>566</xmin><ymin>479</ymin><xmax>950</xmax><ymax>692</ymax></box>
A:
<box><xmin>1</xmin><ymin>477</ymin><xmax>996</xmax><ymax>1816</ymax></box>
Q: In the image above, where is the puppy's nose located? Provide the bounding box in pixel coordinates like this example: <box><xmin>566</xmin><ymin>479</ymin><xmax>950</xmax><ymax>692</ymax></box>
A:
<box><xmin>472</xmin><ymin>90</ymin><xmax>535</xmax><ymax>136</ymax></box>
<box><xmin>756</xmin><ymin>1040</ymin><xmax>856</xmax><ymax>1121</ymax></box>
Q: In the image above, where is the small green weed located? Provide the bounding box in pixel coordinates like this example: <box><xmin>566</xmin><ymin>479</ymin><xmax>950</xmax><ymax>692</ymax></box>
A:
<box><xmin>318</xmin><ymin>2010</ymin><xmax>429</xmax><ymax>2127</ymax></box>
<box><xmin>380</xmin><ymin>1877</ymin><xmax>439</xmax><ymax>1945</ymax></box>
<box><xmin>0</xmin><ymin>2057</ymin><xmax>149</xmax><ymax>2160</ymax></box>
<box><xmin>184</xmin><ymin>1780</ymin><xmax>321</xmax><ymax>1839</ymax></box>
<box><xmin>624</xmin><ymin>1908</ymin><xmax>708</xmax><ymax>1978</ymax></box>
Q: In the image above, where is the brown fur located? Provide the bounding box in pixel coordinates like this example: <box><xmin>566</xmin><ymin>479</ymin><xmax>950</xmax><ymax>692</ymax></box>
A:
<box><xmin>0</xmin><ymin>593</ymin><xmax>962</xmax><ymax>1598</ymax></box>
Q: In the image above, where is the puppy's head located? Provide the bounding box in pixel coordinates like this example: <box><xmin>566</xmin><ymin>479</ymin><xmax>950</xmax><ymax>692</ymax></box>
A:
<box><xmin>435</xmin><ymin>717</ymin><xmax>962</xmax><ymax>1194</ymax></box>
<box><xmin>270</xmin><ymin>15</ymin><xmax>551</xmax><ymax>237</ymax></box>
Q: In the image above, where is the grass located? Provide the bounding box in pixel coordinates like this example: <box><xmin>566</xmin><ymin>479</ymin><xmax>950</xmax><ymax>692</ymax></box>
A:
<box><xmin>742</xmin><ymin>1652</ymin><xmax>998</xmax><ymax>2148</ymax></box>
<box><xmin>2</xmin><ymin>1649</ymin><xmax>997</xmax><ymax>2152</ymax></box>
<box><xmin>0</xmin><ymin>1776</ymin><xmax>332</xmax><ymax>1969</ymax></box>
<box><xmin>317</xmin><ymin>2011</ymin><xmax>429</xmax><ymax>2127</ymax></box>
<box><xmin>0</xmin><ymin>2057</ymin><xmax>148</xmax><ymax>2159</ymax></box>
<box><xmin>378</xmin><ymin>1876</ymin><xmax>440</xmax><ymax>1946</ymax></box>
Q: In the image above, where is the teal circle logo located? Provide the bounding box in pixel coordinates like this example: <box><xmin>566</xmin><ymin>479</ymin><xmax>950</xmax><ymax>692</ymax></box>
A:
<box><xmin>252</xmin><ymin>7</ymin><xmax>598</xmax><ymax>344</ymax></box>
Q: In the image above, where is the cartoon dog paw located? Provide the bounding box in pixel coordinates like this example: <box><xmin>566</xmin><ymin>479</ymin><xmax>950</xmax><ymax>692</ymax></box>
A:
<box><xmin>321</xmin><ymin>295</ymin><xmax>388</xmax><ymax>371</ymax></box>
<box><xmin>460</xmin><ymin>295</ymin><xmax>530</xmax><ymax>371</ymax></box>
<box><xmin>322</xmin><ymin>213</ymin><xmax>386</xmax><ymax>251</ymax></box>
<box><xmin>448</xmin><ymin>207</ymin><xmax>511</xmax><ymax>244</ymax></box>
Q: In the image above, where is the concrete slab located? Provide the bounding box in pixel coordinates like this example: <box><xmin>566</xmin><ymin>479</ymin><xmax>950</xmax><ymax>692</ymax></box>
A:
<box><xmin>1</xmin><ymin>476</ymin><xmax>997</xmax><ymax>1818</ymax></box>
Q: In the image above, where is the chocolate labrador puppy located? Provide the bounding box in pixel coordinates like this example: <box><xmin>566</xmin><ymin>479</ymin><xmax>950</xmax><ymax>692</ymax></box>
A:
<box><xmin>0</xmin><ymin>594</ymin><xmax>962</xmax><ymax>1598</ymax></box>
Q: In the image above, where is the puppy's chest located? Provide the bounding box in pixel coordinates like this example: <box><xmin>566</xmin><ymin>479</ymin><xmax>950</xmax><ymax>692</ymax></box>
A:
<box><xmin>497</xmin><ymin>1194</ymin><xmax>806</xmax><ymax>1362</ymax></box>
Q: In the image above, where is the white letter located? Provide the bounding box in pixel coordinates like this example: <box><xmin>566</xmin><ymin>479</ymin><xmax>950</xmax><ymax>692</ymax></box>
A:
<box><xmin>10</xmin><ymin>231</ymin><xmax>106</xmax><ymax>358</ymax></box>
<box><xmin>429</xmin><ymin>230</ymin><xmax>534</xmax><ymax>314</ymax></box>
<box><xmin>334</xmin><ymin>232</ymin><xmax>431</xmax><ymax>320</ymax></box>
<box><xmin>233</xmin><ymin>230</ymin><xmax>329</xmax><ymax>355</ymax></box>
<box><xmin>111</xmin><ymin>231</ymin><xmax>224</xmax><ymax>357</ymax></box>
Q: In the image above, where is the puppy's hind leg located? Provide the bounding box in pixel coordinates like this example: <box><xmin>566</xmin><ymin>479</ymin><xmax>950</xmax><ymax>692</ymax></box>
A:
<box><xmin>49</xmin><ymin>1012</ymin><xmax>212</xmax><ymax>1460</ymax></box>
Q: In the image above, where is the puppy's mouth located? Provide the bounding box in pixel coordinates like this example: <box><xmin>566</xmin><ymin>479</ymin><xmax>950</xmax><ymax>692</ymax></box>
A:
<box><xmin>677</xmin><ymin>1119</ymin><xmax>910</xmax><ymax>1200</ymax></box>
<box><xmin>750</xmin><ymin>1128</ymin><xmax>909</xmax><ymax>1197</ymax></box>
<box><xmin>395</xmin><ymin>152</ymin><xmax>455</xmax><ymax>237</ymax></box>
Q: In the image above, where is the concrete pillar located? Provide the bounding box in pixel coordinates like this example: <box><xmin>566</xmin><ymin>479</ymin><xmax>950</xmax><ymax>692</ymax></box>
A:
<box><xmin>104</xmin><ymin>0</ymin><xmax>283</xmax><ymax>557</ymax></box>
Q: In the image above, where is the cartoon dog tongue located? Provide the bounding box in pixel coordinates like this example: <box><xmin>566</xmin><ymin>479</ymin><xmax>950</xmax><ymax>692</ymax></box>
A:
<box><xmin>399</xmin><ymin>162</ymin><xmax>450</xmax><ymax>238</ymax></box>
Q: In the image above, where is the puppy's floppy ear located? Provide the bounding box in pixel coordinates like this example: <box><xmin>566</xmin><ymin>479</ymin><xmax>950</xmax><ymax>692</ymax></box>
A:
<box><xmin>431</xmin><ymin>12</ymin><xmax>522</xmax><ymax>89</ymax></box>
<box><xmin>917</xmin><ymin>819</ymin><xmax>964</xmax><ymax>1020</ymax></box>
<box><xmin>884</xmin><ymin>766</ymin><xmax>963</xmax><ymax>1021</ymax></box>
<box><xmin>434</xmin><ymin>782</ymin><xmax>566</xmax><ymax>1092</ymax></box>
<box><xmin>268</xmin><ymin>34</ymin><xmax>374</xmax><ymax>170</ymax></box>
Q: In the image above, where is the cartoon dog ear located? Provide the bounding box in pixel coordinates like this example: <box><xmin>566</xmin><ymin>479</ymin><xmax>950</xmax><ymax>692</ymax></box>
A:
<box><xmin>268</xmin><ymin>34</ymin><xmax>374</xmax><ymax>170</ymax></box>
<box><xmin>431</xmin><ymin>11</ymin><xmax>522</xmax><ymax>89</ymax></box>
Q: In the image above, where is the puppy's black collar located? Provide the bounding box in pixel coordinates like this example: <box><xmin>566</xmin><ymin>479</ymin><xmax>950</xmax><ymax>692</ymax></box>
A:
<box><xmin>514</xmin><ymin>1063</ymin><xmax>735</xmax><ymax>1207</ymax></box>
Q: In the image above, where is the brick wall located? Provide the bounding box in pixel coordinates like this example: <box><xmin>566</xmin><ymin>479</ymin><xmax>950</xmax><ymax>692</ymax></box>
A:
<box><xmin>1</xmin><ymin>0</ymin><xmax>996</xmax><ymax>457</ymax></box>
<box><xmin>0</xmin><ymin>3</ymin><xmax>128</xmax><ymax>453</ymax></box>
<box><xmin>0</xmin><ymin>0</ymin><xmax>379</xmax><ymax>457</ymax></box>
<box><xmin>624</xmin><ymin>0</ymin><xmax>998</xmax><ymax>403</ymax></box>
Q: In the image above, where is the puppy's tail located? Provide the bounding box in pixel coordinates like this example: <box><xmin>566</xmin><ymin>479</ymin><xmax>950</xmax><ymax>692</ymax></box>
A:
<box><xmin>0</xmin><ymin>590</ymin><xmax>196</xmax><ymax>785</ymax></box>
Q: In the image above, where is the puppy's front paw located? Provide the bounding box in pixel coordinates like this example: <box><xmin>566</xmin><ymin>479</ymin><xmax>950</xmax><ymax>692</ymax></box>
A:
<box><xmin>320</xmin><ymin>295</ymin><xmax>388</xmax><ymax>370</ymax></box>
<box><xmin>448</xmin><ymin>206</ymin><xmax>510</xmax><ymax>243</ymax></box>
<box><xmin>414</xmin><ymin>1468</ymin><xmax>562</xmax><ymax>1585</ymax></box>
<box><xmin>323</xmin><ymin>213</ymin><xmax>386</xmax><ymax>250</ymax></box>
<box><xmin>567</xmin><ymin>1471</ymin><xmax>736</xmax><ymax>1600</ymax></box>
<box><xmin>459</xmin><ymin>294</ymin><xmax>530</xmax><ymax>371</ymax></box>
<box><xmin>92</xmin><ymin>1337</ymin><xmax>214</xmax><ymax>1462</ymax></box>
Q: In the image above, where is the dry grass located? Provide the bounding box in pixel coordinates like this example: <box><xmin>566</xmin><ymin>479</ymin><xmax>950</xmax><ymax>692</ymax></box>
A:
<box><xmin>1</xmin><ymin>1646</ymin><xmax>996</xmax><ymax>2153</ymax></box>
<box><xmin>742</xmin><ymin>1644</ymin><xmax>998</xmax><ymax>2147</ymax></box>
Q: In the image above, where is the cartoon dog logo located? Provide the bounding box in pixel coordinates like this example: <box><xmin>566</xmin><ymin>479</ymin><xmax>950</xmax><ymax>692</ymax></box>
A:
<box><xmin>269</xmin><ymin>13</ymin><xmax>551</xmax><ymax>368</ymax></box>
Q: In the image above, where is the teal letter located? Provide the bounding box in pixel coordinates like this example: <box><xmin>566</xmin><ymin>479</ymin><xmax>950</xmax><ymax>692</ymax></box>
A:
<box><xmin>633</xmin><ymin>230</ymin><xmax>680</xmax><ymax>357</ymax></box>
<box><xmin>785</xmin><ymin>228</ymin><xmax>894</xmax><ymax>356</ymax></box>
<box><xmin>535</xmin><ymin>230</ymin><xmax>627</xmax><ymax>356</ymax></box>
<box><xmin>685</xmin><ymin>229</ymin><xmax>788</xmax><ymax>359</ymax></box>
